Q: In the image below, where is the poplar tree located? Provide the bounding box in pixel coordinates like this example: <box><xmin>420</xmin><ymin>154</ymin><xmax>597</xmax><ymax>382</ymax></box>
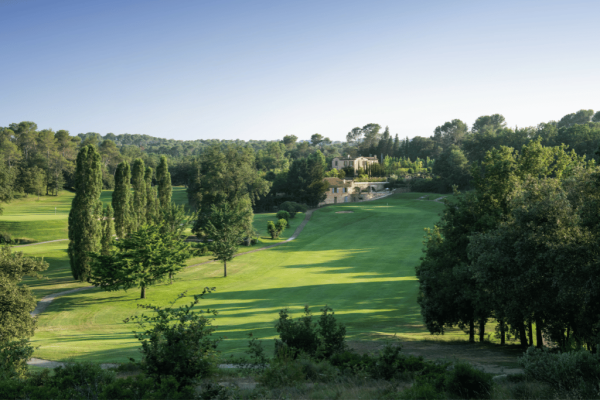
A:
<box><xmin>156</xmin><ymin>155</ymin><xmax>172</xmax><ymax>209</ymax></box>
<box><xmin>145</xmin><ymin>166</ymin><xmax>158</xmax><ymax>224</ymax></box>
<box><xmin>101</xmin><ymin>204</ymin><xmax>114</xmax><ymax>255</ymax></box>
<box><xmin>112</xmin><ymin>162</ymin><xmax>132</xmax><ymax>239</ymax></box>
<box><xmin>68</xmin><ymin>145</ymin><xmax>103</xmax><ymax>281</ymax></box>
<box><xmin>131</xmin><ymin>158</ymin><xmax>147</xmax><ymax>230</ymax></box>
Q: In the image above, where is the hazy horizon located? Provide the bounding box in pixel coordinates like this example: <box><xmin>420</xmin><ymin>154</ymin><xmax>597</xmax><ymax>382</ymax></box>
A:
<box><xmin>2</xmin><ymin>0</ymin><xmax>599</xmax><ymax>142</ymax></box>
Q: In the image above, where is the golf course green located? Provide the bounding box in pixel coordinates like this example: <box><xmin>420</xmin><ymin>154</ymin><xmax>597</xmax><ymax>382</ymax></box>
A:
<box><xmin>8</xmin><ymin>191</ymin><xmax>468</xmax><ymax>364</ymax></box>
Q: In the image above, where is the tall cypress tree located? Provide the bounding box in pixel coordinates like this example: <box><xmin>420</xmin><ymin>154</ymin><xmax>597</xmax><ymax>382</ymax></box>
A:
<box><xmin>112</xmin><ymin>162</ymin><xmax>132</xmax><ymax>239</ymax></box>
<box><xmin>68</xmin><ymin>145</ymin><xmax>103</xmax><ymax>281</ymax></box>
<box><xmin>145</xmin><ymin>166</ymin><xmax>158</xmax><ymax>224</ymax></box>
<box><xmin>156</xmin><ymin>155</ymin><xmax>172</xmax><ymax>209</ymax></box>
<box><xmin>101</xmin><ymin>204</ymin><xmax>114</xmax><ymax>255</ymax></box>
<box><xmin>131</xmin><ymin>158</ymin><xmax>147</xmax><ymax>230</ymax></box>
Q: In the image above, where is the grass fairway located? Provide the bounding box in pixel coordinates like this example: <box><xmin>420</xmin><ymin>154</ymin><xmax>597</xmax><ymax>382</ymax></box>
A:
<box><xmin>0</xmin><ymin>188</ymin><xmax>190</xmax><ymax>243</ymax></box>
<box><xmin>28</xmin><ymin>193</ymin><xmax>469</xmax><ymax>364</ymax></box>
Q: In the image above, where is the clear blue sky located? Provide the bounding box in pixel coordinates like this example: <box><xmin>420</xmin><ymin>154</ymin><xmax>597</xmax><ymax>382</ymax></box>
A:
<box><xmin>1</xmin><ymin>0</ymin><xmax>598</xmax><ymax>142</ymax></box>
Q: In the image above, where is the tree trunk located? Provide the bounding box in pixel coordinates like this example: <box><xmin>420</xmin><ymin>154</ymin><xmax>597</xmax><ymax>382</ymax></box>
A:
<box><xmin>535</xmin><ymin>318</ymin><xmax>543</xmax><ymax>348</ymax></box>
<box><xmin>141</xmin><ymin>286</ymin><xmax>146</xmax><ymax>299</ymax></box>
<box><xmin>169</xmin><ymin>271</ymin><xmax>173</xmax><ymax>284</ymax></box>
<box><xmin>469</xmin><ymin>319</ymin><xmax>475</xmax><ymax>342</ymax></box>
<box><xmin>224</xmin><ymin>260</ymin><xmax>227</xmax><ymax>277</ymax></box>
<box><xmin>528</xmin><ymin>320</ymin><xmax>534</xmax><ymax>346</ymax></box>
<box><xmin>519</xmin><ymin>323</ymin><xmax>528</xmax><ymax>348</ymax></box>
<box><xmin>479</xmin><ymin>319</ymin><xmax>486</xmax><ymax>342</ymax></box>
<box><xmin>500</xmin><ymin>320</ymin><xmax>506</xmax><ymax>345</ymax></box>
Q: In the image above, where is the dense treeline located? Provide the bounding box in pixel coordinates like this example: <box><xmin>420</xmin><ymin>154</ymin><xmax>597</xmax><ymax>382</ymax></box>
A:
<box><xmin>2</xmin><ymin>108</ymin><xmax>600</xmax><ymax>211</ymax></box>
<box><xmin>417</xmin><ymin>139</ymin><xmax>600</xmax><ymax>351</ymax></box>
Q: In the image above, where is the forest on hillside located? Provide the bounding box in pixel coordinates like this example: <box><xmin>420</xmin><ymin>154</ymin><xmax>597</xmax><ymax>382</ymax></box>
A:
<box><xmin>2</xmin><ymin>109</ymin><xmax>600</xmax><ymax>212</ymax></box>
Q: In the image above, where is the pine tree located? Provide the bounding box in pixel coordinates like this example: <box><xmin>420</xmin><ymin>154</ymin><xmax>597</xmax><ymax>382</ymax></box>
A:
<box><xmin>68</xmin><ymin>145</ymin><xmax>103</xmax><ymax>281</ymax></box>
<box><xmin>112</xmin><ymin>162</ymin><xmax>132</xmax><ymax>239</ymax></box>
<box><xmin>145</xmin><ymin>166</ymin><xmax>158</xmax><ymax>224</ymax></box>
<box><xmin>156</xmin><ymin>155</ymin><xmax>172</xmax><ymax>209</ymax></box>
<box><xmin>131</xmin><ymin>158</ymin><xmax>147</xmax><ymax>230</ymax></box>
<box><xmin>393</xmin><ymin>134</ymin><xmax>400</xmax><ymax>158</ymax></box>
<box><xmin>101</xmin><ymin>204</ymin><xmax>114</xmax><ymax>255</ymax></box>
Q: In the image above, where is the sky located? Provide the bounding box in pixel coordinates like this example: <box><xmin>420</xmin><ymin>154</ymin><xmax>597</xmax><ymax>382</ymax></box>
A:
<box><xmin>1</xmin><ymin>0</ymin><xmax>599</xmax><ymax>142</ymax></box>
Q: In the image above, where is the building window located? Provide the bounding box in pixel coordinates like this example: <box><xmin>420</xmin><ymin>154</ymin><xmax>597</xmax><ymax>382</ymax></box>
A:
<box><xmin>335</xmin><ymin>160</ymin><xmax>338</xmax><ymax>166</ymax></box>
<box><xmin>343</xmin><ymin>187</ymin><xmax>347</xmax><ymax>193</ymax></box>
<box><xmin>331</xmin><ymin>188</ymin><xmax>334</xmax><ymax>193</ymax></box>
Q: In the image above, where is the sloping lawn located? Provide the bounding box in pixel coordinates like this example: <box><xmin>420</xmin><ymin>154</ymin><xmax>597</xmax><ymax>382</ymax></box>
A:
<box><xmin>27</xmin><ymin>193</ymin><xmax>470</xmax><ymax>363</ymax></box>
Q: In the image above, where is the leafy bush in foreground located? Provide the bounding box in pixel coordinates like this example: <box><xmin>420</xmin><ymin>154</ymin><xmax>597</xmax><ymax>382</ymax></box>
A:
<box><xmin>519</xmin><ymin>346</ymin><xmax>600</xmax><ymax>398</ymax></box>
<box><xmin>124</xmin><ymin>289</ymin><xmax>220</xmax><ymax>386</ymax></box>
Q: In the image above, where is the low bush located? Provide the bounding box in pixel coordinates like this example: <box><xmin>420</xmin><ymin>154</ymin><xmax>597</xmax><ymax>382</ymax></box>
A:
<box><xmin>0</xmin><ymin>339</ymin><xmax>33</xmax><ymax>380</ymax></box>
<box><xmin>400</xmin><ymin>382</ymin><xmax>445</xmax><ymax>400</ymax></box>
<box><xmin>519</xmin><ymin>346</ymin><xmax>600</xmax><ymax>398</ymax></box>
<box><xmin>443</xmin><ymin>361</ymin><xmax>493</xmax><ymax>399</ymax></box>
<box><xmin>267</xmin><ymin>219</ymin><xmax>287</xmax><ymax>239</ymax></box>
<box><xmin>278</xmin><ymin>201</ymin><xmax>308</xmax><ymax>219</ymax></box>
<box><xmin>124</xmin><ymin>290</ymin><xmax>220</xmax><ymax>386</ymax></box>
<box><xmin>274</xmin><ymin>305</ymin><xmax>347</xmax><ymax>360</ymax></box>
<box><xmin>276</xmin><ymin>210</ymin><xmax>290</xmax><ymax>222</ymax></box>
<box><xmin>0</xmin><ymin>232</ymin><xmax>12</xmax><ymax>244</ymax></box>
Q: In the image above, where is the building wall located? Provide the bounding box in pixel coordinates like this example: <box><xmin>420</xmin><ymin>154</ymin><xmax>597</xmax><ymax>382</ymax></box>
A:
<box><xmin>331</xmin><ymin>157</ymin><xmax>379</xmax><ymax>173</ymax></box>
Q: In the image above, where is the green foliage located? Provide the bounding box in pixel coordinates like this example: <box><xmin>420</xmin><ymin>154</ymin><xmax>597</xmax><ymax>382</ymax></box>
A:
<box><xmin>275</xmin><ymin>218</ymin><xmax>287</xmax><ymax>233</ymax></box>
<box><xmin>100</xmin><ymin>374</ymin><xmax>198</xmax><ymax>400</ymax></box>
<box><xmin>519</xmin><ymin>347</ymin><xmax>600</xmax><ymax>397</ymax></box>
<box><xmin>204</xmin><ymin>198</ymin><xmax>253</xmax><ymax>277</ymax></box>
<box><xmin>274</xmin><ymin>305</ymin><xmax>347</xmax><ymax>360</ymax></box>
<box><xmin>124</xmin><ymin>290</ymin><xmax>220</xmax><ymax>386</ymax></box>
<box><xmin>0</xmin><ymin>246</ymin><xmax>48</xmax><ymax>343</ymax></box>
<box><xmin>278</xmin><ymin>201</ymin><xmax>308</xmax><ymax>218</ymax></box>
<box><xmin>400</xmin><ymin>383</ymin><xmax>445</xmax><ymax>400</ymax></box>
<box><xmin>68</xmin><ymin>145</ymin><xmax>103</xmax><ymax>281</ymax></box>
<box><xmin>131</xmin><ymin>158</ymin><xmax>147</xmax><ymax>230</ymax></box>
<box><xmin>0</xmin><ymin>232</ymin><xmax>12</xmax><ymax>244</ymax></box>
<box><xmin>91</xmin><ymin>223</ymin><xmax>190</xmax><ymax>298</ymax></box>
<box><xmin>267</xmin><ymin>221</ymin><xmax>279</xmax><ymax>239</ymax></box>
<box><xmin>0</xmin><ymin>339</ymin><xmax>33</xmax><ymax>380</ymax></box>
<box><xmin>100</xmin><ymin>204</ymin><xmax>114</xmax><ymax>255</ymax></box>
<box><xmin>276</xmin><ymin>210</ymin><xmax>290</xmax><ymax>222</ymax></box>
<box><xmin>443</xmin><ymin>362</ymin><xmax>493</xmax><ymax>399</ymax></box>
<box><xmin>112</xmin><ymin>161</ymin><xmax>132</xmax><ymax>239</ymax></box>
<box><xmin>156</xmin><ymin>155</ymin><xmax>172</xmax><ymax>209</ymax></box>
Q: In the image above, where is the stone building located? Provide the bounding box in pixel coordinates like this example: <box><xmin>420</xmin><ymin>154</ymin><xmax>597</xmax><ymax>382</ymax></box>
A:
<box><xmin>319</xmin><ymin>177</ymin><xmax>388</xmax><ymax>206</ymax></box>
<box><xmin>331</xmin><ymin>155</ymin><xmax>379</xmax><ymax>175</ymax></box>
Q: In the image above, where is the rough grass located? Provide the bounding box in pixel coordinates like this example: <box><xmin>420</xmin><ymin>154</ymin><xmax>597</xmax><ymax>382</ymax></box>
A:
<box><xmin>24</xmin><ymin>192</ymin><xmax>491</xmax><ymax>364</ymax></box>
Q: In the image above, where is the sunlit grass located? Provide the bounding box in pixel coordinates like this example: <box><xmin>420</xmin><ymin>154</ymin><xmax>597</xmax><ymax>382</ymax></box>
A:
<box><xmin>24</xmin><ymin>192</ymin><xmax>475</xmax><ymax>363</ymax></box>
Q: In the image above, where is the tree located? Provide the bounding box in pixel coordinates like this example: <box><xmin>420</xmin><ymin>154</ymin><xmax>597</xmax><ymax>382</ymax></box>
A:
<box><xmin>68</xmin><ymin>145</ymin><xmax>103</xmax><ymax>281</ymax></box>
<box><xmin>557</xmin><ymin>109</ymin><xmax>594</xmax><ymax>128</ymax></box>
<box><xmin>0</xmin><ymin>246</ymin><xmax>48</xmax><ymax>378</ymax></box>
<box><xmin>203</xmin><ymin>198</ymin><xmax>253</xmax><ymax>277</ymax></box>
<box><xmin>433</xmin><ymin>119</ymin><xmax>469</xmax><ymax>149</ymax></box>
<box><xmin>91</xmin><ymin>224</ymin><xmax>190</xmax><ymax>298</ymax></box>
<box><xmin>191</xmin><ymin>144</ymin><xmax>270</xmax><ymax>236</ymax></box>
<box><xmin>285</xmin><ymin>157</ymin><xmax>329</xmax><ymax>207</ymax></box>
<box><xmin>145</xmin><ymin>166</ymin><xmax>158</xmax><ymax>224</ymax></box>
<box><xmin>311</xmin><ymin>133</ymin><xmax>324</xmax><ymax>147</ymax></box>
<box><xmin>0</xmin><ymin>155</ymin><xmax>15</xmax><ymax>214</ymax></box>
<box><xmin>131</xmin><ymin>158</ymin><xmax>147</xmax><ymax>230</ymax></box>
<box><xmin>471</xmin><ymin>114</ymin><xmax>506</xmax><ymax>134</ymax></box>
<box><xmin>156</xmin><ymin>155</ymin><xmax>172</xmax><ymax>209</ymax></box>
<box><xmin>282</xmin><ymin>135</ymin><xmax>298</xmax><ymax>149</ymax></box>
<box><xmin>112</xmin><ymin>162</ymin><xmax>132</xmax><ymax>239</ymax></box>
<box><xmin>21</xmin><ymin>165</ymin><xmax>45</xmax><ymax>199</ymax></box>
<box><xmin>431</xmin><ymin>145</ymin><xmax>471</xmax><ymax>192</ymax></box>
<box><xmin>101</xmin><ymin>205</ymin><xmax>114</xmax><ymax>256</ymax></box>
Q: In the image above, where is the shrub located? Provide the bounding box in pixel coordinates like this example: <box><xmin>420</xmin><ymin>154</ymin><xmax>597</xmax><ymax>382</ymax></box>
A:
<box><xmin>400</xmin><ymin>382</ymin><xmax>445</xmax><ymax>400</ymax></box>
<box><xmin>276</xmin><ymin>210</ymin><xmax>291</xmax><ymax>222</ymax></box>
<box><xmin>100</xmin><ymin>375</ymin><xmax>197</xmax><ymax>400</ymax></box>
<box><xmin>296</xmin><ymin>356</ymin><xmax>339</xmax><ymax>383</ymax></box>
<box><xmin>274</xmin><ymin>305</ymin><xmax>348</xmax><ymax>360</ymax></box>
<box><xmin>317</xmin><ymin>306</ymin><xmax>347</xmax><ymax>358</ymax></box>
<box><xmin>279</xmin><ymin>201</ymin><xmax>308</xmax><ymax>219</ymax></box>
<box><xmin>444</xmin><ymin>362</ymin><xmax>493</xmax><ymax>399</ymax></box>
<box><xmin>0</xmin><ymin>339</ymin><xmax>33</xmax><ymax>380</ymax></box>
<box><xmin>275</xmin><ymin>218</ymin><xmax>287</xmax><ymax>233</ymax></box>
<box><xmin>519</xmin><ymin>346</ymin><xmax>600</xmax><ymax>397</ymax></box>
<box><xmin>0</xmin><ymin>232</ymin><xmax>11</xmax><ymax>244</ymax></box>
<box><xmin>52</xmin><ymin>362</ymin><xmax>116</xmax><ymax>400</ymax></box>
<box><xmin>124</xmin><ymin>289</ymin><xmax>220</xmax><ymax>386</ymax></box>
<box><xmin>275</xmin><ymin>306</ymin><xmax>320</xmax><ymax>358</ymax></box>
<box><xmin>330</xmin><ymin>351</ymin><xmax>375</xmax><ymax>375</ymax></box>
<box><xmin>259</xmin><ymin>356</ymin><xmax>306</xmax><ymax>388</ymax></box>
